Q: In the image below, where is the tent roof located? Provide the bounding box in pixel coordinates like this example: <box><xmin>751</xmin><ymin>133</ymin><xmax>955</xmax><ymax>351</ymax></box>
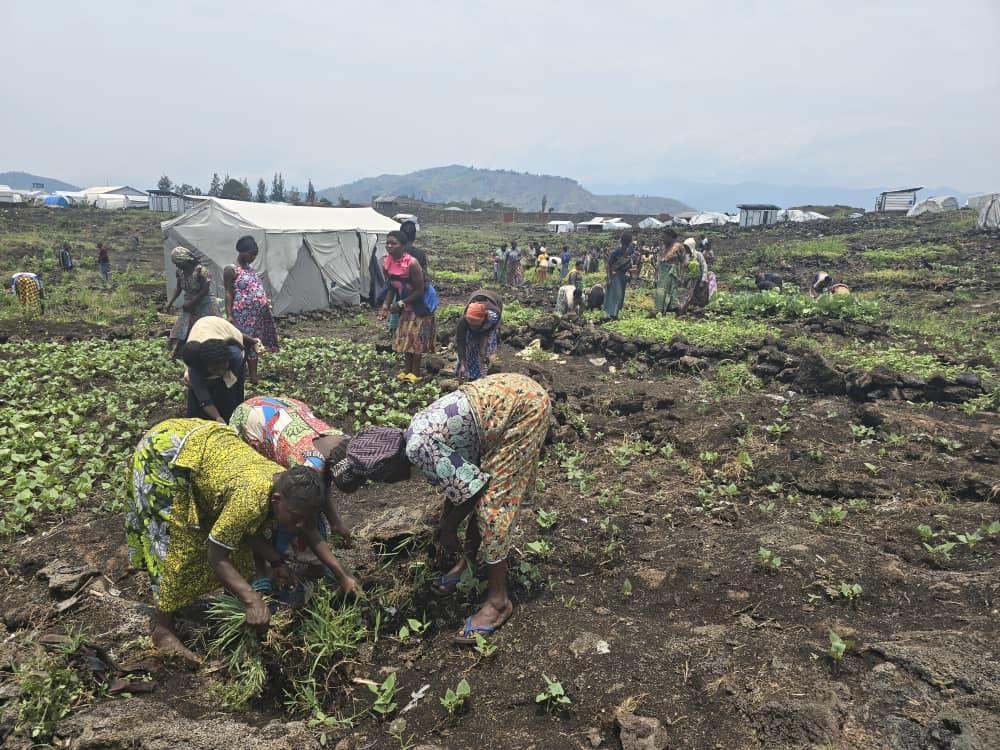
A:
<box><xmin>879</xmin><ymin>186</ymin><xmax>923</xmax><ymax>195</ymax></box>
<box><xmin>738</xmin><ymin>204</ymin><xmax>780</xmax><ymax>210</ymax></box>
<box><xmin>165</xmin><ymin>197</ymin><xmax>399</xmax><ymax>233</ymax></box>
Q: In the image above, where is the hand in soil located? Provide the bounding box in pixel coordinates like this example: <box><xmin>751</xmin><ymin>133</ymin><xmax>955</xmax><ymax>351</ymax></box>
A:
<box><xmin>341</xmin><ymin>575</ymin><xmax>363</xmax><ymax>598</ymax></box>
<box><xmin>244</xmin><ymin>595</ymin><xmax>271</xmax><ymax>629</ymax></box>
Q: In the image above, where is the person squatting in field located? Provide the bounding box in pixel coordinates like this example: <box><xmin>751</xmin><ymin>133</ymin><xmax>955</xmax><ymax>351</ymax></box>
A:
<box><xmin>126</xmin><ymin>419</ymin><xmax>327</xmax><ymax>662</ymax></box>
<box><xmin>224</xmin><ymin>236</ymin><xmax>280</xmax><ymax>386</ymax></box>
<box><xmin>455</xmin><ymin>289</ymin><xmax>502</xmax><ymax>381</ymax></box>
<box><xmin>811</xmin><ymin>271</ymin><xmax>850</xmax><ymax>296</ymax></box>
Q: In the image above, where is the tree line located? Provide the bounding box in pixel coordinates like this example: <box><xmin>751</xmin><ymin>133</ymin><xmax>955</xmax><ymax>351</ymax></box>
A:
<box><xmin>156</xmin><ymin>173</ymin><xmax>348</xmax><ymax>206</ymax></box>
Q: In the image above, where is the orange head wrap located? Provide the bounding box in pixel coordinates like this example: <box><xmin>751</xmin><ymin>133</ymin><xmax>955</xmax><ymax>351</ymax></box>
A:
<box><xmin>464</xmin><ymin>302</ymin><xmax>488</xmax><ymax>326</ymax></box>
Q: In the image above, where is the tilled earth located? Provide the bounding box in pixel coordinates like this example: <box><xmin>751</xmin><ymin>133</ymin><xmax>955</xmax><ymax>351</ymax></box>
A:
<box><xmin>0</xmin><ymin>207</ymin><xmax>998</xmax><ymax>749</ymax></box>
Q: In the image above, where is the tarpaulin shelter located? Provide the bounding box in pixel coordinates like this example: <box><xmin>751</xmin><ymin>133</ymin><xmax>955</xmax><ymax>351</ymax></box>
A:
<box><xmin>638</xmin><ymin>217</ymin><xmax>665</xmax><ymax>229</ymax></box>
<box><xmin>906</xmin><ymin>195</ymin><xmax>959</xmax><ymax>217</ymax></box>
<box><xmin>42</xmin><ymin>194</ymin><xmax>70</xmax><ymax>207</ymax></box>
<box><xmin>162</xmin><ymin>198</ymin><xmax>399</xmax><ymax>314</ymax></box>
<box><xmin>546</xmin><ymin>220</ymin><xmax>575</xmax><ymax>233</ymax></box>
<box><xmin>973</xmin><ymin>194</ymin><xmax>1000</xmax><ymax>230</ymax></box>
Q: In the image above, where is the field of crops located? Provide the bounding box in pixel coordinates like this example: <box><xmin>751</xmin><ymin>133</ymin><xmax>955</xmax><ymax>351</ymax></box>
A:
<box><xmin>0</xmin><ymin>205</ymin><xmax>998</xmax><ymax>749</ymax></box>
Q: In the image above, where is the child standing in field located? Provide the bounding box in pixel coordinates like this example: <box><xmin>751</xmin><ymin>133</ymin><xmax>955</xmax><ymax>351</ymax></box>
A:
<box><xmin>224</xmin><ymin>235</ymin><xmax>280</xmax><ymax>386</ymax></box>
<box><xmin>97</xmin><ymin>243</ymin><xmax>111</xmax><ymax>285</ymax></box>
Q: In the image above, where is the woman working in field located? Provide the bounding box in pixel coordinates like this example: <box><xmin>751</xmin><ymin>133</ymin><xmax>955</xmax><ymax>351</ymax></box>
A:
<box><xmin>332</xmin><ymin>373</ymin><xmax>551</xmax><ymax>644</ymax></box>
<box><xmin>603</xmin><ymin>233</ymin><xmax>633</xmax><ymax>319</ymax></box>
<box><xmin>229</xmin><ymin>395</ymin><xmax>361</xmax><ymax>595</ymax></box>
<box><xmin>454</xmin><ymin>290</ymin><xmax>502</xmax><ymax>381</ymax></box>
<box><xmin>166</xmin><ymin>247</ymin><xmax>219</xmax><ymax>359</ymax></box>
<box><xmin>653</xmin><ymin>229</ymin><xmax>685</xmax><ymax>314</ymax></box>
<box><xmin>378</xmin><ymin>230</ymin><xmax>436</xmax><ymax>379</ymax></box>
<box><xmin>126</xmin><ymin>418</ymin><xmax>325</xmax><ymax>661</ymax></box>
<box><xmin>8</xmin><ymin>272</ymin><xmax>45</xmax><ymax>315</ymax></box>
<box><xmin>224</xmin><ymin>236</ymin><xmax>280</xmax><ymax>386</ymax></box>
<box><xmin>181</xmin><ymin>315</ymin><xmax>258</xmax><ymax>423</ymax></box>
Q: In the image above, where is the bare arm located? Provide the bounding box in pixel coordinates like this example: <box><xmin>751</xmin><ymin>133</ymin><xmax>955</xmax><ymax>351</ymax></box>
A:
<box><xmin>207</xmin><ymin>541</ymin><xmax>270</xmax><ymax>626</ymax></box>
<box><xmin>223</xmin><ymin>265</ymin><xmax>236</xmax><ymax>319</ymax></box>
<box><xmin>303</xmin><ymin>525</ymin><xmax>359</xmax><ymax>594</ymax></box>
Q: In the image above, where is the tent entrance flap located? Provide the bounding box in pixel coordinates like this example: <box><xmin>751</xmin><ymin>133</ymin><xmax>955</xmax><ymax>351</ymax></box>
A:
<box><xmin>271</xmin><ymin>239</ymin><xmax>330</xmax><ymax>315</ymax></box>
<box><xmin>303</xmin><ymin>232</ymin><xmax>366</xmax><ymax>307</ymax></box>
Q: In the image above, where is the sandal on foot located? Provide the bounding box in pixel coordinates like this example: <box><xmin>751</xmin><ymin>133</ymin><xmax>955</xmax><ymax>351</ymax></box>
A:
<box><xmin>429</xmin><ymin>573</ymin><xmax>461</xmax><ymax>596</ymax></box>
<box><xmin>452</xmin><ymin>607</ymin><xmax>513</xmax><ymax>646</ymax></box>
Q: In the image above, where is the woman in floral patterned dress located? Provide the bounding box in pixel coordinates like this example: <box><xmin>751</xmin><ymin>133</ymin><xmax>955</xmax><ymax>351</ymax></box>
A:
<box><xmin>224</xmin><ymin>236</ymin><xmax>280</xmax><ymax>385</ymax></box>
<box><xmin>126</xmin><ymin>418</ymin><xmax>324</xmax><ymax>661</ymax></box>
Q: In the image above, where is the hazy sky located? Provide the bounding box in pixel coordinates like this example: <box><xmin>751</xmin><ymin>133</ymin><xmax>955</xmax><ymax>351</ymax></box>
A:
<box><xmin>2</xmin><ymin>0</ymin><xmax>997</xmax><ymax>193</ymax></box>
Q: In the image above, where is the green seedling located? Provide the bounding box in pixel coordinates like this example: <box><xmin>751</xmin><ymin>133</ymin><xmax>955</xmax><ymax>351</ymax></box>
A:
<box><xmin>810</xmin><ymin>505</ymin><xmax>848</xmax><ymax>527</ymax></box>
<box><xmin>838</xmin><ymin>582</ymin><xmax>863</xmax><ymax>605</ymax></box>
<box><xmin>535</xmin><ymin>508</ymin><xmax>559</xmax><ymax>529</ymax></box>
<box><xmin>916</xmin><ymin>524</ymin><xmax>936</xmax><ymax>541</ymax></box>
<box><xmin>765</xmin><ymin>482</ymin><xmax>783</xmax><ymax>495</ymax></box>
<box><xmin>535</xmin><ymin>674</ymin><xmax>572</xmax><ymax>710</ymax></box>
<box><xmin>766</xmin><ymin>422</ymin><xmax>790</xmax><ymax>438</ymax></box>
<box><xmin>826</xmin><ymin>630</ymin><xmax>854</xmax><ymax>662</ymax></box>
<box><xmin>398</xmin><ymin>616</ymin><xmax>430</xmax><ymax>642</ymax></box>
<box><xmin>863</xmin><ymin>462</ymin><xmax>879</xmax><ymax>476</ymax></box>
<box><xmin>954</xmin><ymin>529</ymin><xmax>984</xmax><ymax>548</ymax></box>
<box><xmin>473</xmin><ymin>634</ymin><xmax>497</xmax><ymax>658</ymax></box>
<box><xmin>440</xmin><ymin>678</ymin><xmax>471</xmax><ymax>715</ymax></box>
<box><xmin>699</xmin><ymin>450</ymin><xmax>719</xmax><ymax>465</ymax></box>
<box><xmin>621</xmin><ymin>578</ymin><xmax>633</xmax><ymax>598</ymax></box>
<box><xmin>456</xmin><ymin>566</ymin><xmax>488</xmax><ymax>597</ymax></box>
<box><xmin>979</xmin><ymin>521</ymin><xmax>1000</xmax><ymax>536</ymax></box>
<box><xmin>850</xmin><ymin>424</ymin><xmax>877</xmax><ymax>440</ymax></box>
<box><xmin>366</xmin><ymin>672</ymin><xmax>399</xmax><ymax>717</ymax></box>
<box><xmin>923</xmin><ymin>541</ymin><xmax>957</xmax><ymax>560</ymax></box>
<box><xmin>525</xmin><ymin>539</ymin><xmax>554</xmax><ymax>559</ymax></box>
<box><xmin>756</xmin><ymin>547</ymin><xmax>782</xmax><ymax>571</ymax></box>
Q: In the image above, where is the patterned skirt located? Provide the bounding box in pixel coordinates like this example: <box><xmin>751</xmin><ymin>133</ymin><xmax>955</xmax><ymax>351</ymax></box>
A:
<box><xmin>126</xmin><ymin>419</ymin><xmax>255</xmax><ymax>612</ymax></box>
<box><xmin>394</xmin><ymin>310</ymin><xmax>437</xmax><ymax>355</ymax></box>
<box><xmin>232</xmin><ymin>304</ymin><xmax>280</xmax><ymax>360</ymax></box>
<box><xmin>14</xmin><ymin>276</ymin><xmax>41</xmax><ymax>312</ymax></box>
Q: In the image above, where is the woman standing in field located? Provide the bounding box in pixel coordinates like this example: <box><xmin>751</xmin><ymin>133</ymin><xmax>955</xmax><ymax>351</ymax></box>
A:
<box><xmin>505</xmin><ymin>242</ymin><xmax>524</xmax><ymax>287</ymax></box>
<box><xmin>535</xmin><ymin>248</ymin><xmax>549</xmax><ymax>282</ymax></box>
<box><xmin>97</xmin><ymin>243</ymin><xmax>111</xmax><ymax>285</ymax></box>
<box><xmin>603</xmin><ymin>233</ymin><xmax>633</xmax><ymax>319</ymax></box>
<box><xmin>224</xmin><ymin>236</ymin><xmax>280</xmax><ymax>386</ymax></box>
<box><xmin>166</xmin><ymin>247</ymin><xmax>219</xmax><ymax>359</ymax></box>
<box><xmin>654</xmin><ymin>229</ymin><xmax>685</xmax><ymax>314</ymax></box>
<box><xmin>332</xmin><ymin>374</ymin><xmax>552</xmax><ymax>644</ymax></box>
<box><xmin>126</xmin><ymin>418</ymin><xmax>325</xmax><ymax>661</ymax></box>
<box><xmin>378</xmin><ymin>230</ymin><xmax>436</xmax><ymax>379</ymax></box>
<box><xmin>677</xmin><ymin>237</ymin><xmax>711</xmax><ymax>314</ymax></box>
<box><xmin>8</xmin><ymin>272</ymin><xmax>45</xmax><ymax>314</ymax></box>
<box><xmin>229</xmin><ymin>395</ymin><xmax>361</xmax><ymax>595</ymax></box>
<box><xmin>454</xmin><ymin>290</ymin><xmax>502</xmax><ymax>381</ymax></box>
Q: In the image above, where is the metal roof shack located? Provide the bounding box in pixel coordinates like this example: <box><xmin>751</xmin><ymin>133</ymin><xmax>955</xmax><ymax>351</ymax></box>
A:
<box><xmin>737</xmin><ymin>203</ymin><xmax>781</xmax><ymax>227</ymax></box>
<box><xmin>875</xmin><ymin>187</ymin><xmax>923</xmax><ymax>212</ymax></box>
<box><xmin>147</xmin><ymin>189</ymin><xmax>207</xmax><ymax>214</ymax></box>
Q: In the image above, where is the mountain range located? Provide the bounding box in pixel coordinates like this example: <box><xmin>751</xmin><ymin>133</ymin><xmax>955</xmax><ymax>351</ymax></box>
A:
<box><xmin>0</xmin><ymin>171</ymin><xmax>80</xmax><ymax>192</ymax></box>
<box><xmin>320</xmin><ymin>165</ymin><xmax>692</xmax><ymax>215</ymax></box>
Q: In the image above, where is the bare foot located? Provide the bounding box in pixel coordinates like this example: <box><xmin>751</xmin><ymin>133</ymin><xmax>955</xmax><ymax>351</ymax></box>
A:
<box><xmin>152</xmin><ymin>625</ymin><xmax>202</xmax><ymax>666</ymax></box>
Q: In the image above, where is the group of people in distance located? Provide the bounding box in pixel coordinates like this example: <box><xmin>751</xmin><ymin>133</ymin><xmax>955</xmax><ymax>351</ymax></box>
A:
<box><xmin>6</xmin><ymin>241</ymin><xmax>120</xmax><ymax>315</ymax></box>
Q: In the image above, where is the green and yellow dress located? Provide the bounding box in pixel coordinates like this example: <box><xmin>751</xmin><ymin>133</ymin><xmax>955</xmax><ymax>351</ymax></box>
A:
<box><xmin>126</xmin><ymin>418</ymin><xmax>279</xmax><ymax>612</ymax></box>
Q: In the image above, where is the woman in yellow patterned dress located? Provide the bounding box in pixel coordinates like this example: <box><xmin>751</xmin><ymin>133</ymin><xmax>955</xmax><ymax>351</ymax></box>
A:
<box><xmin>126</xmin><ymin>418</ymin><xmax>325</xmax><ymax>661</ymax></box>
<box><xmin>9</xmin><ymin>273</ymin><xmax>45</xmax><ymax>314</ymax></box>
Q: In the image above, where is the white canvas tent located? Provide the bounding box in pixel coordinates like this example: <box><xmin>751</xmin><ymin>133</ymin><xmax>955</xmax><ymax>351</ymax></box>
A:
<box><xmin>162</xmin><ymin>198</ymin><xmax>399</xmax><ymax>314</ymax></box>
<box><xmin>0</xmin><ymin>185</ymin><xmax>24</xmax><ymax>204</ymax></box>
<box><xmin>778</xmin><ymin>209</ymin><xmax>830</xmax><ymax>223</ymax></box>
<box><xmin>689</xmin><ymin>211</ymin><xmax>729</xmax><ymax>226</ymax></box>
<box><xmin>546</xmin><ymin>220</ymin><xmax>575</xmax><ymax>233</ymax></box>
<box><xmin>975</xmin><ymin>194</ymin><xmax>1000</xmax><ymax>229</ymax></box>
<box><xmin>906</xmin><ymin>195</ymin><xmax>959</xmax><ymax>217</ymax></box>
<box><xmin>967</xmin><ymin>193</ymin><xmax>999</xmax><ymax>213</ymax></box>
<box><xmin>638</xmin><ymin>217</ymin><xmax>664</xmax><ymax>229</ymax></box>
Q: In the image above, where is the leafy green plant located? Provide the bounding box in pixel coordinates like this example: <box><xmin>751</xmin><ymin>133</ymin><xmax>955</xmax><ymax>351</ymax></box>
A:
<box><xmin>923</xmin><ymin>541</ymin><xmax>957</xmax><ymax>560</ymax></box>
<box><xmin>398</xmin><ymin>616</ymin><xmax>430</xmax><ymax>642</ymax></box>
<box><xmin>621</xmin><ymin>578</ymin><xmax>633</xmax><ymax>598</ymax></box>
<box><xmin>15</xmin><ymin>627</ymin><xmax>92</xmax><ymax>741</ymax></box>
<box><xmin>756</xmin><ymin>547</ymin><xmax>782</xmax><ymax>571</ymax></box>
<box><xmin>366</xmin><ymin>672</ymin><xmax>399</xmax><ymax>717</ymax></box>
<box><xmin>535</xmin><ymin>674</ymin><xmax>572</xmax><ymax>710</ymax></box>
<box><xmin>826</xmin><ymin>630</ymin><xmax>854</xmax><ymax>662</ymax></box>
<box><xmin>954</xmin><ymin>529</ymin><xmax>984</xmax><ymax>549</ymax></box>
<box><xmin>810</xmin><ymin>505</ymin><xmax>848</xmax><ymax>527</ymax></box>
<box><xmin>838</xmin><ymin>582</ymin><xmax>863</xmax><ymax>605</ymax></box>
<box><xmin>535</xmin><ymin>508</ymin><xmax>559</xmax><ymax>530</ymax></box>
<box><xmin>473</xmin><ymin>633</ymin><xmax>497</xmax><ymax>658</ymax></box>
<box><xmin>916</xmin><ymin>524</ymin><xmax>936</xmax><ymax>541</ymax></box>
<box><xmin>440</xmin><ymin>678</ymin><xmax>471</xmax><ymax>715</ymax></box>
<box><xmin>456</xmin><ymin>566</ymin><xmax>488</xmax><ymax>597</ymax></box>
<box><xmin>525</xmin><ymin>539</ymin><xmax>554</xmax><ymax>559</ymax></box>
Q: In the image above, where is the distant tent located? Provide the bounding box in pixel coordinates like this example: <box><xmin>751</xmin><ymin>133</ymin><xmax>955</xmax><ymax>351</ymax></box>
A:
<box><xmin>0</xmin><ymin>185</ymin><xmax>24</xmax><ymax>204</ymax></box>
<box><xmin>96</xmin><ymin>195</ymin><xmax>128</xmax><ymax>210</ymax></box>
<box><xmin>777</xmin><ymin>209</ymin><xmax>829</xmax><ymax>223</ymax></box>
<box><xmin>162</xmin><ymin>197</ymin><xmax>399</xmax><ymax>314</ymax></box>
<box><xmin>689</xmin><ymin>211</ymin><xmax>729</xmax><ymax>226</ymax></box>
<box><xmin>906</xmin><ymin>195</ymin><xmax>958</xmax><ymax>217</ymax></box>
<box><xmin>967</xmin><ymin>193</ymin><xmax>999</xmax><ymax>213</ymax></box>
<box><xmin>546</xmin><ymin>220</ymin><xmax>575</xmax><ymax>233</ymax></box>
<box><xmin>42</xmin><ymin>194</ymin><xmax>70</xmax><ymax>208</ymax></box>
<box><xmin>976</xmin><ymin>194</ymin><xmax>1000</xmax><ymax>230</ymax></box>
<box><xmin>638</xmin><ymin>217</ymin><xmax>664</xmax><ymax>229</ymax></box>
<box><xmin>392</xmin><ymin>213</ymin><xmax>419</xmax><ymax>229</ymax></box>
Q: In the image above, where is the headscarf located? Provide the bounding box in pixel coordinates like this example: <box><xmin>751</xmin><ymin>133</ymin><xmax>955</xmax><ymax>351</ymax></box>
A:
<box><xmin>171</xmin><ymin>246</ymin><xmax>196</xmax><ymax>266</ymax></box>
<box><xmin>330</xmin><ymin>426</ymin><xmax>407</xmax><ymax>491</ymax></box>
<box><xmin>464</xmin><ymin>302</ymin><xmax>488</xmax><ymax>326</ymax></box>
<box><xmin>683</xmin><ymin>238</ymin><xmax>697</xmax><ymax>252</ymax></box>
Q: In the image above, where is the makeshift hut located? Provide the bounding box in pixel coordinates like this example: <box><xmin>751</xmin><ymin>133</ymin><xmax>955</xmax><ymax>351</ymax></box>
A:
<box><xmin>42</xmin><ymin>194</ymin><xmax>70</xmax><ymax>208</ymax></box>
<box><xmin>689</xmin><ymin>212</ymin><xmax>730</xmax><ymax>226</ymax></box>
<box><xmin>974</xmin><ymin>194</ymin><xmax>1000</xmax><ymax>230</ymax></box>
<box><xmin>637</xmin><ymin>217</ymin><xmax>664</xmax><ymax>229</ymax></box>
<box><xmin>0</xmin><ymin>185</ymin><xmax>24</xmax><ymax>204</ymax></box>
<box><xmin>875</xmin><ymin>187</ymin><xmax>922</xmax><ymax>212</ymax></box>
<box><xmin>906</xmin><ymin>196</ymin><xmax>959</xmax><ymax>217</ymax></box>
<box><xmin>161</xmin><ymin>197</ymin><xmax>399</xmax><ymax>314</ymax></box>
<box><xmin>738</xmin><ymin>204</ymin><xmax>780</xmax><ymax>227</ymax></box>
<box><xmin>546</xmin><ymin>220</ymin><xmax>575</xmax><ymax>233</ymax></box>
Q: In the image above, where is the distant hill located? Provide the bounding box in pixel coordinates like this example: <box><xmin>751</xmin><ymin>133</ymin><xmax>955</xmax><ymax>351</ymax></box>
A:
<box><xmin>0</xmin><ymin>171</ymin><xmax>80</xmax><ymax>192</ymax></box>
<box><xmin>320</xmin><ymin>165</ymin><xmax>691</xmax><ymax>215</ymax></box>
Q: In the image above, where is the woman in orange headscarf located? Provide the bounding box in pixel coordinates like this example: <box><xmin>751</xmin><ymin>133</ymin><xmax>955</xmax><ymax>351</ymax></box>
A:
<box><xmin>455</xmin><ymin>290</ymin><xmax>502</xmax><ymax>381</ymax></box>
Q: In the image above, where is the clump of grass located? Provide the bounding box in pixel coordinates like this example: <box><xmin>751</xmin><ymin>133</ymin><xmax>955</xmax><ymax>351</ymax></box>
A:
<box><xmin>752</xmin><ymin>236</ymin><xmax>847</xmax><ymax>263</ymax></box>
<box><xmin>433</xmin><ymin>269</ymin><xmax>486</xmax><ymax>283</ymax></box>
<box><xmin>710</xmin><ymin>287</ymin><xmax>881</xmax><ymax>322</ymax></box>
<box><xmin>860</xmin><ymin>243</ymin><xmax>954</xmax><ymax>266</ymax></box>
<box><xmin>833</xmin><ymin>343</ymin><xmax>962</xmax><ymax>379</ymax></box>
<box><xmin>701</xmin><ymin>360</ymin><xmax>763</xmax><ymax>398</ymax></box>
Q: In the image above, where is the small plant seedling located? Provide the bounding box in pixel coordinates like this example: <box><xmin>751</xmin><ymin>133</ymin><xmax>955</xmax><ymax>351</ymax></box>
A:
<box><xmin>525</xmin><ymin>539</ymin><xmax>554</xmax><ymax>559</ymax></box>
<box><xmin>923</xmin><ymin>541</ymin><xmax>957</xmax><ymax>560</ymax></box>
<box><xmin>916</xmin><ymin>524</ymin><xmax>935</xmax><ymax>541</ymax></box>
<box><xmin>366</xmin><ymin>672</ymin><xmax>399</xmax><ymax>718</ymax></box>
<box><xmin>536</xmin><ymin>674</ymin><xmax>572</xmax><ymax>710</ymax></box>
<box><xmin>535</xmin><ymin>508</ymin><xmax>558</xmax><ymax>529</ymax></box>
<box><xmin>766</xmin><ymin>422</ymin><xmax>790</xmax><ymax>438</ymax></box>
<box><xmin>979</xmin><ymin>521</ymin><xmax>1000</xmax><ymax>537</ymax></box>
<box><xmin>954</xmin><ymin>529</ymin><xmax>984</xmax><ymax>548</ymax></box>
<box><xmin>850</xmin><ymin>424</ymin><xmax>877</xmax><ymax>440</ymax></box>
<box><xmin>473</xmin><ymin>633</ymin><xmax>497</xmax><ymax>658</ymax></box>
<box><xmin>621</xmin><ymin>578</ymin><xmax>633</xmax><ymax>598</ymax></box>
<box><xmin>756</xmin><ymin>547</ymin><xmax>782</xmax><ymax>571</ymax></box>
<box><xmin>838</xmin><ymin>581</ymin><xmax>863</xmax><ymax>605</ymax></box>
<box><xmin>398</xmin><ymin>617</ymin><xmax>429</xmax><ymax>642</ymax></box>
<box><xmin>440</xmin><ymin>678</ymin><xmax>471</xmax><ymax>715</ymax></box>
<box><xmin>810</xmin><ymin>505</ymin><xmax>848</xmax><ymax>527</ymax></box>
<box><xmin>456</xmin><ymin>566</ymin><xmax>488</xmax><ymax>597</ymax></box>
<box><xmin>863</xmin><ymin>462</ymin><xmax>879</xmax><ymax>476</ymax></box>
<box><xmin>699</xmin><ymin>450</ymin><xmax>719</xmax><ymax>465</ymax></box>
<box><xmin>765</xmin><ymin>481</ymin><xmax>783</xmax><ymax>495</ymax></box>
<box><xmin>826</xmin><ymin>630</ymin><xmax>854</xmax><ymax>662</ymax></box>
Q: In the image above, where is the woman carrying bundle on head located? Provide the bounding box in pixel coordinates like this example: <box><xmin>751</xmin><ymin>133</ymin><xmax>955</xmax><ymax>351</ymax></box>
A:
<box><xmin>455</xmin><ymin>290</ymin><xmax>502</xmax><ymax>381</ymax></box>
<box><xmin>126</xmin><ymin>418</ymin><xmax>326</xmax><ymax>662</ymax></box>
<box><xmin>166</xmin><ymin>246</ymin><xmax>219</xmax><ymax>359</ymax></box>
<box><xmin>224</xmin><ymin>236</ymin><xmax>280</xmax><ymax>386</ymax></box>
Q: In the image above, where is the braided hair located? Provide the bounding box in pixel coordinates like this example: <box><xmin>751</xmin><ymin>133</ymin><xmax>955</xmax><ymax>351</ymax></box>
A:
<box><xmin>273</xmin><ymin>465</ymin><xmax>325</xmax><ymax>514</ymax></box>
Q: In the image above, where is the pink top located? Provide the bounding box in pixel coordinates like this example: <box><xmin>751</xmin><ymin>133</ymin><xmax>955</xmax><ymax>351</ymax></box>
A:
<box><xmin>383</xmin><ymin>252</ymin><xmax>418</xmax><ymax>311</ymax></box>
